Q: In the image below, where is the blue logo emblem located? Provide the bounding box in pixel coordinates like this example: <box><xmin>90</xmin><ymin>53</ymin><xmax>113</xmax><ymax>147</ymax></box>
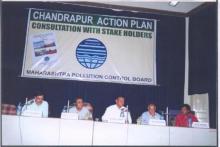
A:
<box><xmin>76</xmin><ymin>38</ymin><xmax>107</xmax><ymax>69</ymax></box>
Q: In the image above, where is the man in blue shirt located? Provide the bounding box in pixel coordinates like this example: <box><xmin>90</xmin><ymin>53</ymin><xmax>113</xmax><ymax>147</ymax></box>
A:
<box><xmin>69</xmin><ymin>97</ymin><xmax>93</xmax><ymax>120</ymax></box>
<box><xmin>22</xmin><ymin>91</ymin><xmax>49</xmax><ymax>117</ymax></box>
<box><xmin>140</xmin><ymin>103</ymin><xmax>162</xmax><ymax>125</ymax></box>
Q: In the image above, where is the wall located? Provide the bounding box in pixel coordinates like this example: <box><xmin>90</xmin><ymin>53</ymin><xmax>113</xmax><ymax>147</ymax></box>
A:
<box><xmin>188</xmin><ymin>3</ymin><xmax>217</xmax><ymax>128</ymax></box>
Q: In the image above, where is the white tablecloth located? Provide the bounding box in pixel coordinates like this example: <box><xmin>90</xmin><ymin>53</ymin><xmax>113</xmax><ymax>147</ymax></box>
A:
<box><xmin>93</xmin><ymin>121</ymin><xmax>128</xmax><ymax>145</ymax></box>
<box><xmin>59</xmin><ymin>119</ymin><xmax>93</xmax><ymax>145</ymax></box>
<box><xmin>2</xmin><ymin>115</ymin><xmax>217</xmax><ymax>146</ymax></box>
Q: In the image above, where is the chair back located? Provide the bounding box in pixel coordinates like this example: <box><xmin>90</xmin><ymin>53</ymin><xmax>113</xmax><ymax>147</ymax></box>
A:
<box><xmin>2</xmin><ymin>104</ymin><xmax>17</xmax><ymax>115</ymax></box>
<box><xmin>168</xmin><ymin>109</ymin><xmax>179</xmax><ymax>126</ymax></box>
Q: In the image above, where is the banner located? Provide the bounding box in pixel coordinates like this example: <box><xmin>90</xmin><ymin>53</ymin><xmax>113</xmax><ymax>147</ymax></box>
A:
<box><xmin>22</xmin><ymin>8</ymin><xmax>157</xmax><ymax>85</ymax></box>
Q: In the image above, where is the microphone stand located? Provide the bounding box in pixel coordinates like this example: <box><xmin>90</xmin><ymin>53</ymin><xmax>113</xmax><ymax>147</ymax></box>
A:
<box><xmin>25</xmin><ymin>98</ymin><xmax>28</xmax><ymax>111</ymax></box>
<box><xmin>67</xmin><ymin>99</ymin><xmax>70</xmax><ymax>113</ymax></box>
<box><xmin>21</xmin><ymin>98</ymin><xmax>35</xmax><ymax>114</ymax></box>
<box><xmin>161</xmin><ymin>107</ymin><xmax>169</xmax><ymax>126</ymax></box>
<box><xmin>126</xmin><ymin>105</ymin><xmax>129</xmax><ymax>124</ymax></box>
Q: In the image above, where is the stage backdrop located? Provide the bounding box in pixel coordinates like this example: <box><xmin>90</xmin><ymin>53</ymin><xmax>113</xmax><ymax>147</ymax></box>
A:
<box><xmin>22</xmin><ymin>8</ymin><xmax>157</xmax><ymax>85</ymax></box>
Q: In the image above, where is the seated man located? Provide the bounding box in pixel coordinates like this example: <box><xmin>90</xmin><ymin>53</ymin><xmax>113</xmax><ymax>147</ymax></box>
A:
<box><xmin>175</xmin><ymin>104</ymin><xmax>198</xmax><ymax>127</ymax></box>
<box><xmin>69</xmin><ymin>97</ymin><xmax>93</xmax><ymax>120</ymax></box>
<box><xmin>102</xmin><ymin>96</ymin><xmax>132</xmax><ymax>123</ymax></box>
<box><xmin>140</xmin><ymin>103</ymin><xmax>162</xmax><ymax>125</ymax></box>
<box><xmin>22</xmin><ymin>91</ymin><xmax>49</xmax><ymax>117</ymax></box>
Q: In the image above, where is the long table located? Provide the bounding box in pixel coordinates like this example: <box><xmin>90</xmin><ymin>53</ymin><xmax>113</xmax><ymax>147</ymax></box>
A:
<box><xmin>2</xmin><ymin>115</ymin><xmax>217</xmax><ymax>146</ymax></box>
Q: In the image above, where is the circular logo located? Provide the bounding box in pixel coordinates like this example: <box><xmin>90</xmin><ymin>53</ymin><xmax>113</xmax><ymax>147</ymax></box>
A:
<box><xmin>76</xmin><ymin>38</ymin><xmax>107</xmax><ymax>69</ymax></box>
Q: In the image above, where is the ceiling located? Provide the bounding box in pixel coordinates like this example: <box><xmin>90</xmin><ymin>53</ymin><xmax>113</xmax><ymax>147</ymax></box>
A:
<box><xmin>95</xmin><ymin>1</ymin><xmax>205</xmax><ymax>13</ymax></box>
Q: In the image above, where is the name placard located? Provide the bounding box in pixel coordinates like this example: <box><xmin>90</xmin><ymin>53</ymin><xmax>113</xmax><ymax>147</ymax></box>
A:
<box><xmin>149</xmin><ymin>119</ymin><xmax>166</xmax><ymax>126</ymax></box>
<box><xmin>107</xmin><ymin>118</ymin><xmax>126</xmax><ymax>124</ymax></box>
<box><xmin>61</xmin><ymin>112</ymin><xmax>79</xmax><ymax>120</ymax></box>
<box><xmin>22</xmin><ymin>110</ymin><xmax>42</xmax><ymax>117</ymax></box>
<box><xmin>192</xmin><ymin>122</ymin><xmax>209</xmax><ymax>129</ymax></box>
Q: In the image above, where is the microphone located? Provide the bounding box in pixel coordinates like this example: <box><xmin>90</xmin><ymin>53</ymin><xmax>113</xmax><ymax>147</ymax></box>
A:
<box><xmin>27</xmin><ymin>99</ymin><xmax>35</xmax><ymax>105</ymax></box>
<box><xmin>126</xmin><ymin>105</ymin><xmax>129</xmax><ymax>124</ymax></box>
<box><xmin>21</xmin><ymin>98</ymin><xmax>34</xmax><ymax>114</ymax></box>
<box><xmin>121</xmin><ymin>105</ymin><xmax>129</xmax><ymax>112</ymax></box>
<box><xmin>23</xmin><ymin>99</ymin><xmax>34</xmax><ymax>106</ymax></box>
<box><xmin>67</xmin><ymin>99</ymin><xmax>70</xmax><ymax>113</ymax></box>
<box><xmin>120</xmin><ymin>105</ymin><xmax>129</xmax><ymax>121</ymax></box>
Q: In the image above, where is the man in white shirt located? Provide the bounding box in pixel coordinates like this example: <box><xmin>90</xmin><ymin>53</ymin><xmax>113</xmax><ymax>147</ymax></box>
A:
<box><xmin>102</xmin><ymin>96</ymin><xmax>132</xmax><ymax>123</ymax></box>
<box><xmin>22</xmin><ymin>91</ymin><xmax>49</xmax><ymax>117</ymax></box>
<box><xmin>69</xmin><ymin>97</ymin><xmax>93</xmax><ymax>120</ymax></box>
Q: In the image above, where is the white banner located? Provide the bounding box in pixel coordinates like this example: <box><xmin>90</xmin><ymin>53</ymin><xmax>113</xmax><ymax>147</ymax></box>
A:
<box><xmin>22</xmin><ymin>8</ymin><xmax>157</xmax><ymax>85</ymax></box>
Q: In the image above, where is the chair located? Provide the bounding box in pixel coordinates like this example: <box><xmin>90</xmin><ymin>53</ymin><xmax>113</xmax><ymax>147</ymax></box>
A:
<box><xmin>168</xmin><ymin>109</ymin><xmax>179</xmax><ymax>126</ymax></box>
<box><xmin>2</xmin><ymin>104</ymin><xmax>17</xmax><ymax>115</ymax></box>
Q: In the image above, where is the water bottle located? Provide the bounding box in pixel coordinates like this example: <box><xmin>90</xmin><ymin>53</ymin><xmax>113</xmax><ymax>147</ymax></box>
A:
<box><xmin>16</xmin><ymin>102</ymin><xmax>22</xmax><ymax>116</ymax></box>
<box><xmin>188</xmin><ymin>116</ymin><xmax>192</xmax><ymax>127</ymax></box>
<box><xmin>62</xmin><ymin>106</ymin><xmax>67</xmax><ymax>113</ymax></box>
<box><xmin>136</xmin><ymin>116</ymin><xmax>141</xmax><ymax>125</ymax></box>
<box><xmin>160</xmin><ymin>114</ymin><xmax>164</xmax><ymax>120</ymax></box>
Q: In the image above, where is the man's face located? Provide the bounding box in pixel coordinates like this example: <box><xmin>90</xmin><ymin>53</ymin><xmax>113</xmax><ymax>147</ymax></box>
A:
<box><xmin>181</xmin><ymin>107</ymin><xmax>189</xmax><ymax>115</ymax></box>
<box><xmin>115</xmin><ymin>97</ymin><xmax>125</xmax><ymax>108</ymax></box>
<box><xmin>35</xmin><ymin>95</ymin><xmax>44</xmax><ymax>105</ymax></box>
<box><xmin>148</xmin><ymin>105</ymin><xmax>156</xmax><ymax>115</ymax></box>
<box><xmin>76</xmin><ymin>98</ymin><xmax>84</xmax><ymax>110</ymax></box>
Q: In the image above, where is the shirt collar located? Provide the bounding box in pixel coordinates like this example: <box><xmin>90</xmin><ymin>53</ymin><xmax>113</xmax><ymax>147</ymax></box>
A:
<box><xmin>147</xmin><ymin>111</ymin><xmax>156</xmax><ymax>117</ymax></box>
<box><xmin>33</xmin><ymin>100</ymin><xmax>44</xmax><ymax>106</ymax></box>
<box><xmin>115</xmin><ymin>104</ymin><xmax>125</xmax><ymax>110</ymax></box>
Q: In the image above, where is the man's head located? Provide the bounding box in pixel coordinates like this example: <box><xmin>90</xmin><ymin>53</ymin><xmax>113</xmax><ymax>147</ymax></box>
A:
<box><xmin>148</xmin><ymin>103</ymin><xmax>156</xmax><ymax>115</ymax></box>
<box><xmin>34</xmin><ymin>91</ymin><xmax>44</xmax><ymax>105</ymax></box>
<box><xmin>75</xmin><ymin>97</ymin><xmax>84</xmax><ymax>110</ymax></box>
<box><xmin>180</xmin><ymin>104</ymin><xmax>191</xmax><ymax>115</ymax></box>
<box><xmin>115</xmin><ymin>96</ymin><xmax>125</xmax><ymax>108</ymax></box>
